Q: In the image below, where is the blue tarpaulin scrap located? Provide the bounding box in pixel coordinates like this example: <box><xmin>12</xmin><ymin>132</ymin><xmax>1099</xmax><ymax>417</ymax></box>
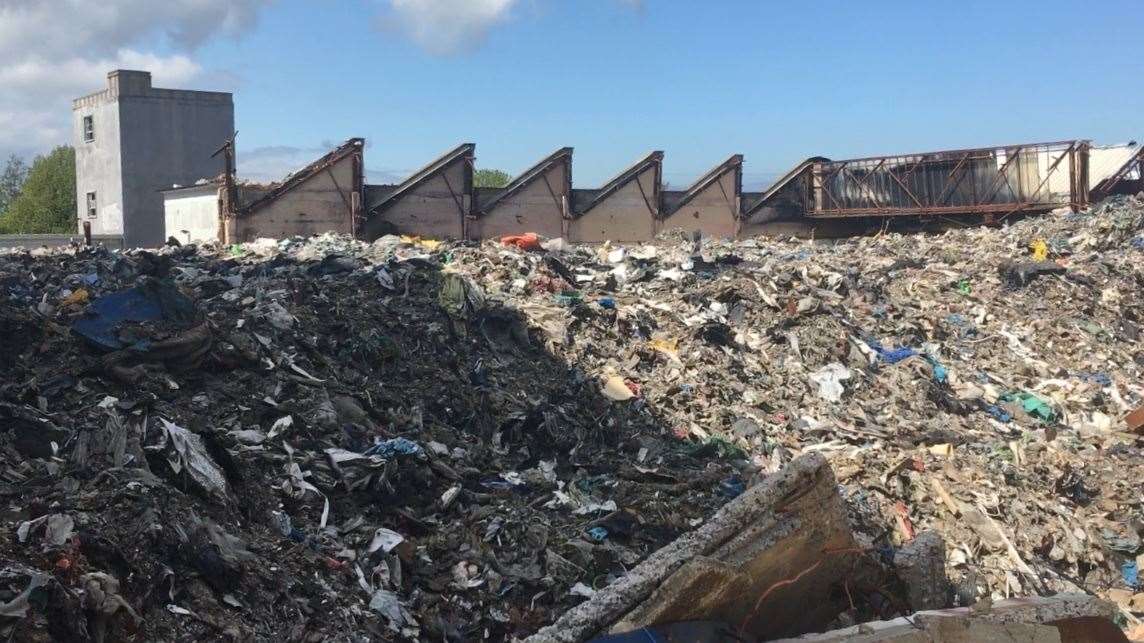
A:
<box><xmin>983</xmin><ymin>404</ymin><xmax>1013</xmax><ymax>423</ymax></box>
<box><xmin>363</xmin><ymin>437</ymin><xmax>423</xmax><ymax>458</ymax></box>
<box><xmin>865</xmin><ymin>337</ymin><xmax>918</xmax><ymax>364</ymax></box>
<box><xmin>585</xmin><ymin>526</ymin><xmax>609</xmax><ymax>541</ymax></box>
<box><xmin>1123</xmin><ymin>561</ymin><xmax>1139</xmax><ymax>588</ymax></box>
<box><xmin>70</xmin><ymin>278</ymin><xmax>196</xmax><ymax>351</ymax></box>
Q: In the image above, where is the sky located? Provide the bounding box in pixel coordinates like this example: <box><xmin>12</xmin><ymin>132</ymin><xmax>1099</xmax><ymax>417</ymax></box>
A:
<box><xmin>1</xmin><ymin>0</ymin><xmax>1142</xmax><ymax>189</ymax></box>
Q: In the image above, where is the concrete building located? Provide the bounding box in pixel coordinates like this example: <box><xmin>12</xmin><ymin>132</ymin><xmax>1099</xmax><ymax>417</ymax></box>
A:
<box><xmin>470</xmin><ymin>148</ymin><xmax>572</xmax><ymax>241</ymax></box>
<box><xmin>569</xmin><ymin>151</ymin><xmax>663</xmax><ymax>242</ymax></box>
<box><xmin>362</xmin><ymin>143</ymin><xmax>474</xmax><ymax>240</ymax></box>
<box><xmin>162</xmin><ymin>181</ymin><xmax>221</xmax><ymax>244</ymax></box>
<box><xmin>227</xmin><ymin>138</ymin><xmax>363</xmax><ymax>242</ymax></box>
<box><xmin>162</xmin><ymin>138</ymin><xmax>364</xmax><ymax>244</ymax></box>
<box><xmin>660</xmin><ymin>155</ymin><xmax>743</xmax><ymax>238</ymax></box>
<box><xmin>73</xmin><ymin>70</ymin><xmax>234</xmax><ymax>247</ymax></box>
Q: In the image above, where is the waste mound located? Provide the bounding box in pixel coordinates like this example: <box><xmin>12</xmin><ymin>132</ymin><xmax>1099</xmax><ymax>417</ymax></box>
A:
<box><xmin>2</xmin><ymin>193</ymin><xmax>1144</xmax><ymax>640</ymax></box>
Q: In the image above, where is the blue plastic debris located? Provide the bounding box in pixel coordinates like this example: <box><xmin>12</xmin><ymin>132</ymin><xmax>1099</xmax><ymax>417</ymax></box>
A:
<box><xmin>881</xmin><ymin>346</ymin><xmax>917</xmax><ymax>364</ymax></box>
<box><xmin>586</xmin><ymin>526</ymin><xmax>609</xmax><ymax>541</ymax></box>
<box><xmin>362</xmin><ymin>437</ymin><xmax>424</xmax><ymax>458</ymax></box>
<box><xmin>866</xmin><ymin>338</ymin><xmax>918</xmax><ymax>364</ymax></box>
<box><xmin>1076</xmin><ymin>372</ymin><xmax>1112</xmax><ymax>387</ymax></box>
<box><xmin>1123</xmin><ymin>560</ymin><xmax>1139</xmax><ymax>588</ymax></box>
<box><xmin>597</xmin><ymin>297</ymin><xmax>616</xmax><ymax>310</ymax></box>
<box><xmin>925</xmin><ymin>356</ymin><xmax>948</xmax><ymax>383</ymax></box>
<box><xmin>718</xmin><ymin>476</ymin><xmax>746</xmax><ymax>498</ymax></box>
<box><xmin>71</xmin><ymin>279</ymin><xmax>196</xmax><ymax>351</ymax></box>
<box><xmin>983</xmin><ymin>404</ymin><xmax>1013</xmax><ymax>423</ymax></box>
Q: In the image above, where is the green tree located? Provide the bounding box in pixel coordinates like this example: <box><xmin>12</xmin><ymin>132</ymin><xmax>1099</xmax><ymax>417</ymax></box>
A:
<box><xmin>0</xmin><ymin>154</ymin><xmax>29</xmax><ymax>216</ymax></box>
<box><xmin>0</xmin><ymin>146</ymin><xmax>76</xmax><ymax>234</ymax></box>
<box><xmin>474</xmin><ymin>168</ymin><xmax>511</xmax><ymax>188</ymax></box>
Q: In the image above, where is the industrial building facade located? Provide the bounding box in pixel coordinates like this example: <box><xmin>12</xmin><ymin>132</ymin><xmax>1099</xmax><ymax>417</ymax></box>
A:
<box><xmin>73</xmin><ymin>70</ymin><xmax>234</xmax><ymax>247</ymax></box>
<box><xmin>161</xmin><ymin>137</ymin><xmax>1143</xmax><ymax>245</ymax></box>
<box><xmin>80</xmin><ymin>70</ymin><xmax>1142</xmax><ymax>247</ymax></box>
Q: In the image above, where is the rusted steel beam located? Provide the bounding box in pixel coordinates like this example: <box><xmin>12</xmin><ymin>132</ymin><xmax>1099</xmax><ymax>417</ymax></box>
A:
<box><xmin>886</xmin><ymin>167</ymin><xmax>926</xmax><ymax>209</ymax></box>
<box><xmin>808</xmin><ymin>201</ymin><xmax>1063</xmax><ymax>218</ymax></box>
<box><xmin>806</xmin><ymin>141</ymin><xmax>1082</xmax><ymax>219</ymax></box>
<box><xmin>977</xmin><ymin>146</ymin><xmax>1024</xmax><ymax>205</ymax></box>
<box><xmin>933</xmin><ymin>152</ymin><xmax>973</xmax><ymax>206</ymax></box>
<box><xmin>998</xmin><ymin>144</ymin><xmax>1075</xmax><ymax>220</ymax></box>
<box><xmin>821</xmin><ymin>139</ymin><xmax>1080</xmax><ymax>165</ymax></box>
<box><xmin>846</xmin><ymin>158</ymin><xmax>886</xmax><ymax>210</ymax></box>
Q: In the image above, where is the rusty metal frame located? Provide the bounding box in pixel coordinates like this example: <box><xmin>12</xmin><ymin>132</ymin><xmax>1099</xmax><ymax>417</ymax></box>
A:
<box><xmin>1090</xmin><ymin>144</ymin><xmax>1143</xmax><ymax>201</ymax></box>
<box><xmin>807</xmin><ymin>140</ymin><xmax>1087</xmax><ymax>218</ymax></box>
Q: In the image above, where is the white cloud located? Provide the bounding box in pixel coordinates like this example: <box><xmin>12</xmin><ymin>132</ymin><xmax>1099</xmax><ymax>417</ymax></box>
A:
<box><xmin>0</xmin><ymin>0</ymin><xmax>270</xmax><ymax>161</ymax></box>
<box><xmin>0</xmin><ymin>0</ymin><xmax>268</xmax><ymax>61</ymax></box>
<box><xmin>378</xmin><ymin>0</ymin><xmax>645</xmax><ymax>56</ymax></box>
<box><xmin>381</xmin><ymin>0</ymin><xmax>517</xmax><ymax>56</ymax></box>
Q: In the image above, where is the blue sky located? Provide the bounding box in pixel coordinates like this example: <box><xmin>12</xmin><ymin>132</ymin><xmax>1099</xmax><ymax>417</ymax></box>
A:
<box><xmin>3</xmin><ymin>0</ymin><xmax>1141</xmax><ymax>189</ymax></box>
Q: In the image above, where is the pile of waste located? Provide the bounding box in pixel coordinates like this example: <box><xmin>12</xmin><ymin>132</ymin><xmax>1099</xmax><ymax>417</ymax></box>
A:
<box><xmin>2</xmin><ymin>193</ymin><xmax>1144</xmax><ymax>641</ymax></box>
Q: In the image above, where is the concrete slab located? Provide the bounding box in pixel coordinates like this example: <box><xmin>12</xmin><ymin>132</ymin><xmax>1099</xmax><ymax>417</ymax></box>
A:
<box><xmin>526</xmin><ymin>452</ymin><xmax>856</xmax><ymax>642</ymax></box>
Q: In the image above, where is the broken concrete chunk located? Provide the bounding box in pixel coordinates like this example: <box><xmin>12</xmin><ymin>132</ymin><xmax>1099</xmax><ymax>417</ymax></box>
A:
<box><xmin>527</xmin><ymin>453</ymin><xmax>857</xmax><ymax>642</ymax></box>
<box><xmin>894</xmin><ymin>530</ymin><xmax>950</xmax><ymax>611</ymax></box>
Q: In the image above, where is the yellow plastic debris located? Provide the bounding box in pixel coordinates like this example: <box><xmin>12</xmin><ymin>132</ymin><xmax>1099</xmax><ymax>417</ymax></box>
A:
<box><xmin>400</xmin><ymin>235</ymin><xmax>443</xmax><ymax>251</ymax></box>
<box><xmin>649</xmin><ymin>337</ymin><xmax>682</xmax><ymax>364</ymax></box>
<box><xmin>1029</xmin><ymin>239</ymin><xmax>1048</xmax><ymax>261</ymax></box>
<box><xmin>59</xmin><ymin>289</ymin><xmax>89</xmax><ymax>307</ymax></box>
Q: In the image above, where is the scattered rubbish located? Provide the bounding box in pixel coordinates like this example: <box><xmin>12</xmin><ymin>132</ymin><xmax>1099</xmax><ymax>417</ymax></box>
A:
<box><xmin>2</xmin><ymin>194</ymin><xmax>1143</xmax><ymax>640</ymax></box>
<box><xmin>570</xmin><ymin>582</ymin><xmax>597</xmax><ymax>598</ymax></box>
<box><xmin>1029</xmin><ymin>238</ymin><xmax>1049</xmax><ymax>261</ymax></box>
<box><xmin>0</xmin><ymin>567</ymin><xmax>48</xmax><ymax>618</ymax></box>
<box><xmin>601</xmin><ymin>375</ymin><xmax>636</xmax><ymax>401</ymax></box>
<box><xmin>148</xmin><ymin>418</ymin><xmax>230</xmax><ymax>499</ymax></box>
<box><xmin>71</xmin><ymin>277</ymin><xmax>197</xmax><ymax>351</ymax></box>
<box><xmin>1126</xmin><ymin>404</ymin><xmax>1144</xmax><ymax>435</ymax></box>
<box><xmin>809</xmin><ymin>363</ymin><xmax>851</xmax><ymax>402</ymax></box>
<box><xmin>585</xmin><ymin>527</ymin><xmax>609</xmax><ymax>542</ymax></box>
<box><xmin>999</xmin><ymin>259</ymin><xmax>1066</xmax><ymax>286</ymax></box>
<box><xmin>367</xmin><ymin>527</ymin><xmax>405</xmax><ymax>554</ymax></box>
<box><xmin>1124</xmin><ymin>561</ymin><xmax>1139</xmax><ymax>589</ymax></box>
<box><xmin>501</xmin><ymin>232</ymin><xmax>543</xmax><ymax>251</ymax></box>
<box><xmin>1000</xmin><ymin>391</ymin><xmax>1057</xmax><ymax>423</ymax></box>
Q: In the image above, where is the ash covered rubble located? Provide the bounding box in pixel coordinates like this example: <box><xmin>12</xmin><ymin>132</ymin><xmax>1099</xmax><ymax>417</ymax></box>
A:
<box><xmin>1</xmin><ymin>194</ymin><xmax>1143</xmax><ymax>641</ymax></box>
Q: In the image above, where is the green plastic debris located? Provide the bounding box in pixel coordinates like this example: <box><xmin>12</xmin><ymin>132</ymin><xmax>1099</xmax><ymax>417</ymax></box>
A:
<box><xmin>682</xmin><ymin>436</ymin><xmax>748</xmax><ymax>461</ymax></box>
<box><xmin>438</xmin><ymin>273</ymin><xmax>486</xmax><ymax>321</ymax></box>
<box><xmin>554</xmin><ymin>290</ymin><xmax>583</xmax><ymax>307</ymax></box>
<box><xmin>1000</xmin><ymin>391</ymin><xmax>1056</xmax><ymax>423</ymax></box>
<box><xmin>955</xmin><ymin>279</ymin><xmax>972</xmax><ymax>295</ymax></box>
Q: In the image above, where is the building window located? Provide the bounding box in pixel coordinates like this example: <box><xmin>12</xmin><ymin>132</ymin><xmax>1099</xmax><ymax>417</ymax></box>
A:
<box><xmin>83</xmin><ymin>115</ymin><xmax>94</xmax><ymax>142</ymax></box>
<box><xmin>86</xmin><ymin>192</ymin><xmax>97</xmax><ymax>218</ymax></box>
